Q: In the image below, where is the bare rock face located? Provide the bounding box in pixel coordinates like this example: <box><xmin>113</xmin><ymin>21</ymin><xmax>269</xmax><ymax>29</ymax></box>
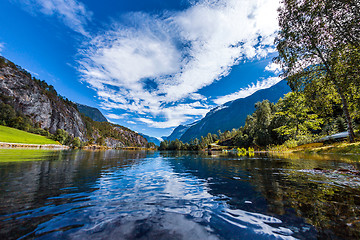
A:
<box><xmin>0</xmin><ymin>66</ymin><xmax>87</xmax><ymax>141</ymax></box>
<box><xmin>105</xmin><ymin>138</ymin><xmax>125</xmax><ymax>148</ymax></box>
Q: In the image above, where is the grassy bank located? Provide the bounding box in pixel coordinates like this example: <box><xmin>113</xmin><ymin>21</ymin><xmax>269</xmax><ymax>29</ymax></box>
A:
<box><xmin>0</xmin><ymin>125</ymin><xmax>59</xmax><ymax>145</ymax></box>
<box><xmin>296</xmin><ymin>141</ymin><xmax>360</xmax><ymax>154</ymax></box>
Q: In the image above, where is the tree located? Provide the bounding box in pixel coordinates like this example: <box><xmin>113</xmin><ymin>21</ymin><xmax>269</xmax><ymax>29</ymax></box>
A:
<box><xmin>0</xmin><ymin>103</ymin><xmax>16</xmax><ymax>126</ymax></box>
<box><xmin>159</xmin><ymin>140</ymin><xmax>169</xmax><ymax>150</ymax></box>
<box><xmin>96</xmin><ymin>136</ymin><xmax>105</xmax><ymax>146</ymax></box>
<box><xmin>274</xmin><ymin>92</ymin><xmax>323</xmax><ymax>139</ymax></box>
<box><xmin>275</xmin><ymin>0</ymin><xmax>359</xmax><ymax>142</ymax></box>
<box><xmin>71</xmin><ymin>137</ymin><xmax>81</xmax><ymax>148</ymax></box>
<box><xmin>252</xmin><ymin>100</ymin><xmax>274</xmax><ymax>146</ymax></box>
<box><xmin>54</xmin><ymin>129</ymin><xmax>69</xmax><ymax>145</ymax></box>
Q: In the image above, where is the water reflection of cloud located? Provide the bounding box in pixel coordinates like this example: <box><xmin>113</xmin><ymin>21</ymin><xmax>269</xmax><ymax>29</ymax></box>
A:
<box><xmin>12</xmin><ymin>155</ymin><xmax>297</xmax><ymax>239</ymax></box>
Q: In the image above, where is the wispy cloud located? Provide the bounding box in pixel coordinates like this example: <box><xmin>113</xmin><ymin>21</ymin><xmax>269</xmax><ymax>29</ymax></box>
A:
<box><xmin>78</xmin><ymin>0</ymin><xmax>280</xmax><ymax>128</ymax></box>
<box><xmin>0</xmin><ymin>42</ymin><xmax>4</xmax><ymax>53</ymax></box>
<box><xmin>214</xmin><ymin>77</ymin><xmax>282</xmax><ymax>105</ymax></box>
<box><xmin>265</xmin><ymin>62</ymin><xmax>282</xmax><ymax>74</ymax></box>
<box><xmin>13</xmin><ymin>0</ymin><xmax>92</xmax><ymax>35</ymax></box>
<box><xmin>105</xmin><ymin>113</ymin><xmax>128</xmax><ymax>120</ymax></box>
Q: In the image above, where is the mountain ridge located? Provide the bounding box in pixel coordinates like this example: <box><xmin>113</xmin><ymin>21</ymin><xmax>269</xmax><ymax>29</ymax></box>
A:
<box><xmin>163</xmin><ymin>121</ymin><xmax>200</xmax><ymax>141</ymax></box>
<box><xmin>173</xmin><ymin>80</ymin><xmax>291</xmax><ymax>142</ymax></box>
<box><xmin>76</xmin><ymin>103</ymin><xmax>108</xmax><ymax>122</ymax></box>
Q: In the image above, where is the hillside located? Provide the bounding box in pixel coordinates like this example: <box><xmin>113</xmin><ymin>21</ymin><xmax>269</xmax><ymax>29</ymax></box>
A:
<box><xmin>0</xmin><ymin>125</ymin><xmax>59</xmax><ymax>145</ymax></box>
<box><xmin>140</xmin><ymin>133</ymin><xmax>161</xmax><ymax>146</ymax></box>
<box><xmin>179</xmin><ymin>80</ymin><xmax>291</xmax><ymax>142</ymax></box>
<box><xmin>76</xmin><ymin>103</ymin><xmax>108</xmax><ymax>122</ymax></box>
<box><xmin>0</xmin><ymin>56</ymin><xmax>148</xmax><ymax>147</ymax></box>
<box><xmin>0</xmin><ymin>58</ymin><xmax>86</xmax><ymax>140</ymax></box>
<box><xmin>163</xmin><ymin>121</ymin><xmax>199</xmax><ymax>142</ymax></box>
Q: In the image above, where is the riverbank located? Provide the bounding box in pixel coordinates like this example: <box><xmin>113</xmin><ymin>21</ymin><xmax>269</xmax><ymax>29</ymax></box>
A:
<box><xmin>0</xmin><ymin>141</ymin><xmax>68</xmax><ymax>150</ymax></box>
<box><xmin>295</xmin><ymin>141</ymin><xmax>360</xmax><ymax>154</ymax></box>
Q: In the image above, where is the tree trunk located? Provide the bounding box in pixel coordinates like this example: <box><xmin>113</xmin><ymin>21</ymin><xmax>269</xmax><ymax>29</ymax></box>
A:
<box><xmin>338</xmin><ymin>90</ymin><xmax>356</xmax><ymax>142</ymax></box>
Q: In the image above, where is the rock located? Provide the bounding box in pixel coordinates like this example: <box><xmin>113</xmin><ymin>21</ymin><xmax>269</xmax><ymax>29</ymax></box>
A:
<box><xmin>0</xmin><ymin>66</ymin><xmax>87</xmax><ymax>141</ymax></box>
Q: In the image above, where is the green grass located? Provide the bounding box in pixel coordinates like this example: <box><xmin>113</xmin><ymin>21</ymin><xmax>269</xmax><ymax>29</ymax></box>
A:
<box><xmin>0</xmin><ymin>125</ymin><xmax>59</xmax><ymax>145</ymax></box>
<box><xmin>300</xmin><ymin>141</ymin><xmax>360</xmax><ymax>154</ymax></box>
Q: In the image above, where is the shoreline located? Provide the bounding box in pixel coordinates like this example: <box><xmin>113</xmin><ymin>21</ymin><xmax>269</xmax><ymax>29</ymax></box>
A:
<box><xmin>0</xmin><ymin>142</ymin><xmax>69</xmax><ymax>150</ymax></box>
<box><xmin>0</xmin><ymin>142</ymin><xmax>157</xmax><ymax>151</ymax></box>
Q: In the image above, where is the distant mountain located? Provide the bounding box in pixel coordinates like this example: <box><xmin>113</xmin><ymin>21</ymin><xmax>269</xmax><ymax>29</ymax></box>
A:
<box><xmin>140</xmin><ymin>134</ymin><xmax>161</xmax><ymax>146</ymax></box>
<box><xmin>76</xmin><ymin>103</ymin><xmax>108</xmax><ymax>122</ymax></box>
<box><xmin>163</xmin><ymin>121</ymin><xmax>200</xmax><ymax>141</ymax></box>
<box><xmin>180</xmin><ymin>80</ymin><xmax>291</xmax><ymax>142</ymax></box>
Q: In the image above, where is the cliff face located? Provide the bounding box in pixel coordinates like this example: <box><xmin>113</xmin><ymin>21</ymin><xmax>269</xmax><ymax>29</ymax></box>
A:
<box><xmin>0</xmin><ymin>65</ymin><xmax>87</xmax><ymax>140</ymax></box>
<box><xmin>0</xmin><ymin>57</ymin><xmax>148</xmax><ymax>147</ymax></box>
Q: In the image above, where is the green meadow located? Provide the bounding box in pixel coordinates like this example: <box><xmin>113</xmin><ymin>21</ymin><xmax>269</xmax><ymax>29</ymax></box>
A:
<box><xmin>0</xmin><ymin>125</ymin><xmax>59</xmax><ymax>145</ymax></box>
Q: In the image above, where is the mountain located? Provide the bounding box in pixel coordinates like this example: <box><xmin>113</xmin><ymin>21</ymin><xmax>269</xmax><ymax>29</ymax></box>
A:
<box><xmin>76</xmin><ymin>103</ymin><xmax>108</xmax><ymax>122</ymax></box>
<box><xmin>163</xmin><ymin>121</ymin><xmax>200</xmax><ymax>141</ymax></box>
<box><xmin>140</xmin><ymin>134</ymin><xmax>161</xmax><ymax>146</ymax></box>
<box><xmin>0</xmin><ymin>56</ymin><xmax>148</xmax><ymax>147</ymax></box>
<box><xmin>179</xmin><ymin>80</ymin><xmax>291</xmax><ymax>142</ymax></box>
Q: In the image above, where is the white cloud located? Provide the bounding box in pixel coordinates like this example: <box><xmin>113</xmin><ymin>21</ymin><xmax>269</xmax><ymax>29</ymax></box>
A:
<box><xmin>137</xmin><ymin>103</ymin><xmax>210</xmax><ymax>128</ymax></box>
<box><xmin>214</xmin><ymin>77</ymin><xmax>282</xmax><ymax>105</ymax></box>
<box><xmin>0</xmin><ymin>42</ymin><xmax>4</xmax><ymax>53</ymax></box>
<box><xmin>106</xmin><ymin>113</ymin><xmax>128</xmax><ymax>120</ymax></box>
<box><xmin>14</xmin><ymin>0</ymin><xmax>92</xmax><ymax>35</ymax></box>
<box><xmin>78</xmin><ymin>0</ymin><xmax>280</xmax><ymax>128</ymax></box>
<box><xmin>265</xmin><ymin>62</ymin><xmax>282</xmax><ymax>74</ymax></box>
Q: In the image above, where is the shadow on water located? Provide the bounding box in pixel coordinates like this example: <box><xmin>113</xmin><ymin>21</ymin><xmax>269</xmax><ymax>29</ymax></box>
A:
<box><xmin>160</xmin><ymin>151</ymin><xmax>360</xmax><ymax>239</ymax></box>
<box><xmin>0</xmin><ymin>150</ymin><xmax>359</xmax><ymax>239</ymax></box>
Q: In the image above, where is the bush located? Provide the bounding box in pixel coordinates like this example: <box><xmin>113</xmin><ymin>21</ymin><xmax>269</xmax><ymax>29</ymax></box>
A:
<box><xmin>53</xmin><ymin>129</ymin><xmax>69</xmax><ymax>145</ymax></box>
<box><xmin>71</xmin><ymin>137</ymin><xmax>81</xmax><ymax>148</ymax></box>
<box><xmin>283</xmin><ymin>139</ymin><xmax>298</xmax><ymax>149</ymax></box>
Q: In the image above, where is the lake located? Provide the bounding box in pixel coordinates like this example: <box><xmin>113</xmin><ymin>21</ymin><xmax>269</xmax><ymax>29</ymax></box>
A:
<box><xmin>0</xmin><ymin>149</ymin><xmax>359</xmax><ymax>239</ymax></box>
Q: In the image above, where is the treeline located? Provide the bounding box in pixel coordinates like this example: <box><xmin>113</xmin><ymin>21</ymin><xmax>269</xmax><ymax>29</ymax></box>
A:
<box><xmin>159</xmin><ymin>133</ymin><xmax>218</xmax><ymax>151</ymax></box>
<box><xmin>159</xmin><ymin>90</ymin><xmax>356</xmax><ymax>151</ymax></box>
<box><xmin>222</xmin><ymin>92</ymin><xmax>355</xmax><ymax>149</ymax></box>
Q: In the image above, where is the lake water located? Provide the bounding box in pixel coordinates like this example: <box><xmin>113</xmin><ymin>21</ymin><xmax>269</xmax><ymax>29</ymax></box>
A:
<box><xmin>0</xmin><ymin>150</ymin><xmax>359</xmax><ymax>240</ymax></box>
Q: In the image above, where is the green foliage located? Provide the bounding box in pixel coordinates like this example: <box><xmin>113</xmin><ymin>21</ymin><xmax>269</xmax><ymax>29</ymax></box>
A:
<box><xmin>81</xmin><ymin>115</ymin><xmax>145</xmax><ymax>147</ymax></box>
<box><xmin>159</xmin><ymin>134</ymin><xmax>215</xmax><ymax>151</ymax></box>
<box><xmin>53</xmin><ymin>129</ymin><xmax>70</xmax><ymax>145</ymax></box>
<box><xmin>0</xmin><ymin>102</ymin><xmax>16</xmax><ymax>123</ymax></box>
<box><xmin>95</xmin><ymin>136</ymin><xmax>105</xmax><ymax>146</ymax></box>
<box><xmin>274</xmin><ymin>92</ymin><xmax>323</xmax><ymax>139</ymax></box>
<box><xmin>275</xmin><ymin>0</ymin><xmax>360</xmax><ymax>142</ymax></box>
<box><xmin>146</xmin><ymin>142</ymin><xmax>156</xmax><ymax>149</ymax></box>
<box><xmin>71</xmin><ymin>137</ymin><xmax>81</xmax><ymax>148</ymax></box>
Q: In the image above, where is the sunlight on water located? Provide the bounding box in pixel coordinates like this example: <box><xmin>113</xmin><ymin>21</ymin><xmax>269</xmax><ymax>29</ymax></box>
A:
<box><xmin>0</xmin><ymin>150</ymin><xmax>359</xmax><ymax>239</ymax></box>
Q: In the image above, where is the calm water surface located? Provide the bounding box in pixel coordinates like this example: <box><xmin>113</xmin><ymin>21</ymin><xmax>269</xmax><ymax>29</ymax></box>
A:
<box><xmin>0</xmin><ymin>150</ymin><xmax>359</xmax><ymax>239</ymax></box>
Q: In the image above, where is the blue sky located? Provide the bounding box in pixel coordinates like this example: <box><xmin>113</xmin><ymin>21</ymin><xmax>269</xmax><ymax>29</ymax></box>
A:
<box><xmin>0</xmin><ymin>0</ymin><xmax>282</xmax><ymax>138</ymax></box>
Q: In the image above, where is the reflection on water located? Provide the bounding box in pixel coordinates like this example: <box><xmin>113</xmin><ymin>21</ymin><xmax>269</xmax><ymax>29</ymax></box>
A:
<box><xmin>0</xmin><ymin>150</ymin><xmax>359</xmax><ymax>239</ymax></box>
